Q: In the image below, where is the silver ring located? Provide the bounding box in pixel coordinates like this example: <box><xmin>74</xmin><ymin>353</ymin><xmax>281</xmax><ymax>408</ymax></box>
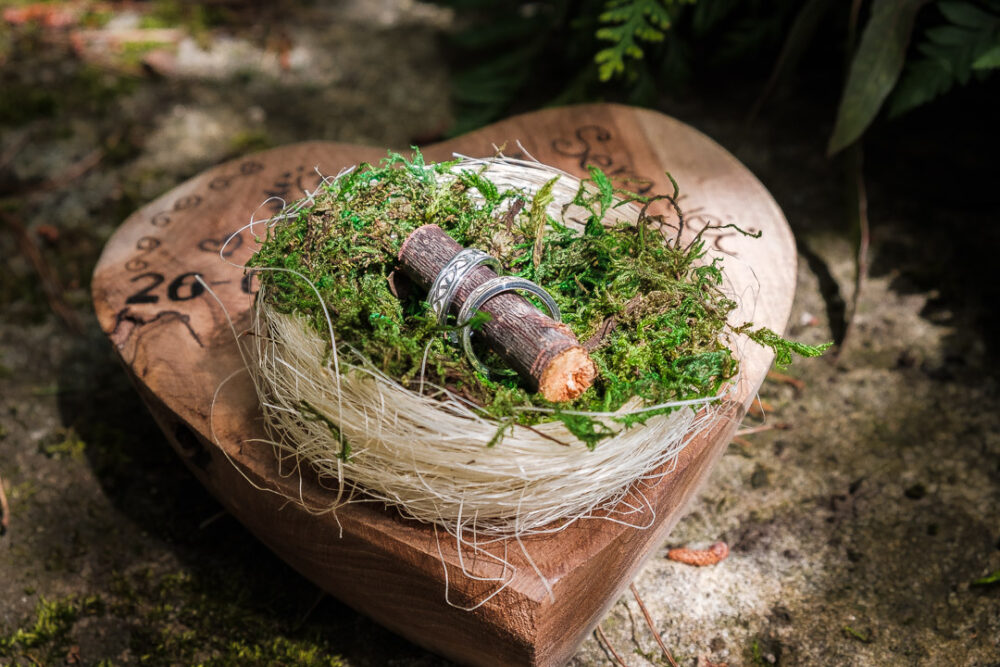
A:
<box><xmin>457</xmin><ymin>277</ymin><xmax>561</xmax><ymax>376</ymax></box>
<box><xmin>427</xmin><ymin>248</ymin><xmax>502</xmax><ymax>327</ymax></box>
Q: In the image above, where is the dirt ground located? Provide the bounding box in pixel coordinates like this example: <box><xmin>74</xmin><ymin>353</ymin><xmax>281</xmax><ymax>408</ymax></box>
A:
<box><xmin>1</xmin><ymin>3</ymin><xmax>998</xmax><ymax>666</ymax></box>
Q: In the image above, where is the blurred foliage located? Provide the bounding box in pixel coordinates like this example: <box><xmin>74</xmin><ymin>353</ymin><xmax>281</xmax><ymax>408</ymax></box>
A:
<box><xmin>829</xmin><ymin>0</ymin><xmax>1000</xmax><ymax>153</ymax></box>
<box><xmin>434</xmin><ymin>0</ymin><xmax>998</xmax><ymax>147</ymax></box>
<box><xmin>889</xmin><ymin>0</ymin><xmax>1000</xmax><ymax>115</ymax></box>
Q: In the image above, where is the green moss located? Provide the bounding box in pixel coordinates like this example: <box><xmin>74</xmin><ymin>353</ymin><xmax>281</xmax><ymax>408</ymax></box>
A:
<box><xmin>0</xmin><ymin>567</ymin><xmax>348</xmax><ymax>665</ymax></box>
<box><xmin>0</xmin><ymin>595</ymin><xmax>104</xmax><ymax>662</ymax></box>
<box><xmin>111</xmin><ymin>568</ymin><xmax>347</xmax><ymax>666</ymax></box>
<box><xmin>229</xmin><ymin>130</ymin><xmax>274</xmax><ymax>154</ymax></box>
<box><xmin>140</xmin><ymin>1</ymin><xmax>228</xmax><ymax>43</ymax></box>
<box><xmin>248</xmin><ymin>151</ymin><xmax>827</xmax><ymax>448</ymax></box>
<box><xmin>40</xmin><ymin>427</ymin><xmax>86</xmax><ymax>461</ymax></box>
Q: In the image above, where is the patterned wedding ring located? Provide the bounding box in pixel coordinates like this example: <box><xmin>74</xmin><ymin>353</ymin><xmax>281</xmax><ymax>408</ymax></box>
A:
<box><xmin>456</xmin><ymin>276</ymin><xmax>562</xmax><ymax>377</ymax></box>
<box><xmin>427</xmin><ymin>249</ymin><xmax>502</xmax><ymax>331</ymax></box>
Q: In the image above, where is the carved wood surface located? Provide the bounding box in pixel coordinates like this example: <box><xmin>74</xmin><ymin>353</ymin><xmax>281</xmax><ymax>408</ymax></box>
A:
<box><xmin>91</xmin><ymin>103</ymin><xmax>797</xmax><ymax>666</ymax></box>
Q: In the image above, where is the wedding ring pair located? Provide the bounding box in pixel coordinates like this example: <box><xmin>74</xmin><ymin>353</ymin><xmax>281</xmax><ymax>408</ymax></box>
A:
<box><xmin>427</xmin><ymin>248</ymin><xmax>561</xmax><ymax>376</ymax></box>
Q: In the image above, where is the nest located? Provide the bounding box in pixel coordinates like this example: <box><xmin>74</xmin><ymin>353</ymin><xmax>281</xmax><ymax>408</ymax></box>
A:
<box><xmin>242</xmin><ymin>156</ymin><xmax>735</xmax><ymax>539</ymax></box>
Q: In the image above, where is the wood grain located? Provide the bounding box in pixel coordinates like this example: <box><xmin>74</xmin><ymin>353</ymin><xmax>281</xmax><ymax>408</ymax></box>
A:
<box><xmin>91</xmin><ymin>103</ymin><xmax>797</xmax><ymax>666</ymax></box>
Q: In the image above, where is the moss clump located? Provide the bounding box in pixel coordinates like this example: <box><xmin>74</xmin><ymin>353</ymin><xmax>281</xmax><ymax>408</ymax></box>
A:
<box><xmin>0</xmin><ymin>569</ymin><xmax>347</xmax><ymax>666</ymax></box>
<box><xmin>248</xmin><ymin>151</ymin><xmax>827</xmax><ymax>447</ymax></box>
<box><xmin>0</xmin><ymin>595</ymin><xmax>104</xmax><ymax>662</ymax></box>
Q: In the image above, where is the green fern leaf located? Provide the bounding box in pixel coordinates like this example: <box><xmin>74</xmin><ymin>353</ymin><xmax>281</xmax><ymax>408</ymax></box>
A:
<box><xmin>594</xmin><ymin>0</ymin><xmax>684</xmax><ymax>82</ymax></box>
<box><xmin>889</xmin><ymin>0</ymin><xmax>1000</xmax><ymax>116</ymax></box>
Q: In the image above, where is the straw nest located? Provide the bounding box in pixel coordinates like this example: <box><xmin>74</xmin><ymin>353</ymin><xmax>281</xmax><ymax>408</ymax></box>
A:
<box><xmin>244</xmin><ymin>157</ymin><xmax>729</xmax><ymax>538</ymax></box>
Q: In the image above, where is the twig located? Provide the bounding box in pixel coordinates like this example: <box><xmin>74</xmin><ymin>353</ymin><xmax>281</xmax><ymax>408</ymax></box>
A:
<box><xmin>0</xmin><ymin>472</ymin><xmax>10</xmax><ymax>536</ymax></box>
<box><xmin>667</xmin><ymin>542</ymin><xmax>729</xmax><ymax>567</ymax></box>
<box><xmin>837</xmin><ymin>143</ymin><xmax>869</xmax><ymax>359</ymax></box>
<box><xmin>834</xmin><ymin>0</ymin><xmax>869</xmax><ymax>358</ymax></box>
<box><xmin>697</xmin><ymin>656</ymin><xmax>729</xmax><ymax>667</ymax></box>
<box><xmin>735</xmin><ymin>423</ymin><xmax>790</xmax><ymax>437</ymax></box>
<box><xmin>629</xmin><ymin>583</ymin><xmax>679</xmax><ymax>667</ymax></box>
<box><xmin>519</xmin><ymin>423</ymin><xmax>570</xmax><ymax>447</ymax></box>
<box><xmin>198</xmin><ymin>509</ymin><xmax>228</xmax><ymax>530</ymax></box>
<box><xmin>0</xmin><ymin>131</ymin><xmax>31</xmax><ymax>172</ymax></box>
<box><xmin>731</xmin><ymin>436</ymin><xmax>753</xmax><ymax>450</ymax></box>
<box><xmin>1</xmin><ymin>210</ymin><xmax>83</xmax><ymax>333</ymax></box>
<box><xmin>746</xmin><ymin>399</ymin><xmax>774</xmax><ymax>420</ymax></box>
<box><xmin>32</xmin><ymin>147</ymin><xmax>103</xmax><ymax>195</ymax></box>
<box><xmin>765</xmin><ymin>369</ymin><xmax>805</xmax><ymax>393</ymax></box>
<box><xmin>292</xmin><ymin>589</ymin><xmax>327</xmax><ymax>631</ymax></box>
<box><xmin>595</xmin><ymin>624</ymin><xmax>631</xmax><ymax>667</ymax></box>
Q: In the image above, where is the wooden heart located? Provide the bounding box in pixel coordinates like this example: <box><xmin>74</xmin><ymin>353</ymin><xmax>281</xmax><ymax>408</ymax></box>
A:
<box><xmin>91</xmin><ymin>104</ymin><xmax>795</xmax><ymax>666</ymax></box>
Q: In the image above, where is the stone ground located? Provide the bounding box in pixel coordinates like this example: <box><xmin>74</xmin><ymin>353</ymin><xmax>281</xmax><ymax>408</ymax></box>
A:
<box><xmin>1</xmin><ymin>3</ymin><xmax>998</xmax><ymax>666</ymax></box>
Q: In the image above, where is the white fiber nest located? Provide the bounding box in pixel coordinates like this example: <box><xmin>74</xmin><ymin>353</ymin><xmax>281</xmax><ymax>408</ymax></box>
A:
<box><xmin>244</xmin><ymin>157</ymin><xmax>726</xmax><ymax>538</ymax></box>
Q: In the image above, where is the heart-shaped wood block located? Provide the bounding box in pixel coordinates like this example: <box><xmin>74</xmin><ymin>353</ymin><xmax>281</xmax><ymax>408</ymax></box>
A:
<box><xmin>91</xmin><ymin>104</ymin><xmax>795</xmax><ymax>666</ymax></box>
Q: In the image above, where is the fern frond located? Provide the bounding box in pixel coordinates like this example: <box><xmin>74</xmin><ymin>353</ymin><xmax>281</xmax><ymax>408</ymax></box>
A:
<box><xmin>889</xmin><ymin>0</ymin><xmax>1000</xmax><ymax>116</ymax></box>
<box><xmin>594</xmin><ymin>0</ymin><xmax>688</xmax><ymax>81</ymax></box>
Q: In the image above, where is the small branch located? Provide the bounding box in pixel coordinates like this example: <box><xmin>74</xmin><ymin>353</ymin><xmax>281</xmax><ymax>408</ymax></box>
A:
<box><xmin>583</xmin><ymin>315</ymin><xmax>617</xmax><ymax>351</ymax></box>
<box><xmin>595</xmin><ymin>624</ymin><xmax>631</xmax><ymax>667</ymax></box>
<box><xmin>837</xmin><ymin>143</ymin><xmax>869</xmax><ymax>359</ymax></box>
<box><xmin>731</xmin><ymin>436</ymin><xmax>753</xmax><ymax>450</ymax></box>
<box><xmin>735</xmin><ymin>423</ymin><xmax>790</xmax><ymax>437</ymax></box>
<box><xmin>0</xmin><ymin>472</ymin><xmax>9</xmax><ymax>536</ymax></box>
<box><xmin>765</xmin><ymin>369</ymin><xmax>805</xmax><ymax>393</ymax></box>
<box><xmin>292</xmin><ymin>589</ymin><xmax>327</xmax><ymax>631</ymax></box>
<box><xmin>1</xmin><ymin>210</ymin><xmax>84</xmax><ymax>334</ymax></box>
<box><xmin>198</xmin><ymin>509</ymin><xmax>227</xmax><ymax>530</ymax></box>
<box><xmin>34</xmin><ymin>147</ymin><xmax>103</xmax><ymax>194</ymax></box>
<box><xmin>746</xmin><ymin>399</ymin><xmax>775</xmax><ymax>420</ymax></box>
<box><xmin>0</xmin><ymin>131</ymin><xmax>31</xmax><ymax>172</ymax></box>
<box><xmin>519</xmin><ymin>424</ymin><xmax>570</xmax><ymax>447</ymax></box>
<box><xmin>629</xmin><ymin>582</ymin><xmax>679</xmax><ymax>667</ymax></box>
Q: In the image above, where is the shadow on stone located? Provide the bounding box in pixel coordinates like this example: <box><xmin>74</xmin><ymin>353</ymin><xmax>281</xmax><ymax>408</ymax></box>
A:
<box><xmin>55</xmin><ymin>322</ymin><xmax>450</xmax><ymax>665</ymax></box>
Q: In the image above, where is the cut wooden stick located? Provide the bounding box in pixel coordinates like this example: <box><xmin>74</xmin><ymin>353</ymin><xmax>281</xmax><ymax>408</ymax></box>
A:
<box><xmin>398</xmin><ymin>224</ymin><xmax>596</xmax><ymax>402</ymax></box>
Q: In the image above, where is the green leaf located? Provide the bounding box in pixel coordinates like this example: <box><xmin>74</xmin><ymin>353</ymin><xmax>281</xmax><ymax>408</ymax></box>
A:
<box><xmin>752</xmin><ymin>0</ymin><xmax>835</xmax><ymax>117</ymax></box>
<box><xmin>888</xmin><ymin>58</ymin><xmax>954</xmax><ymax>114</ymax></box>
<box><xmin>971</xmin><ymin>569</ymin><xmax>1000</xmax><ymax>586</ymax></box>
<box><xmin>888</xmin><ymin>0</ymin><xmax>1000</xmax><ymax>116</ymax></box>
<box><xmin>938</xmin><ymin>0</ymin><xmax>995</xmax><ymax>27</ymax></box>
<box><xmin>828</xmin><ymin>0</ymin><xmax>929</xmax><ymax>155</ymax></box>
<box><xmin>974</xmin><ymin>43</ymin><xmax>1000</xmax><ymax>68</ymax></box>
